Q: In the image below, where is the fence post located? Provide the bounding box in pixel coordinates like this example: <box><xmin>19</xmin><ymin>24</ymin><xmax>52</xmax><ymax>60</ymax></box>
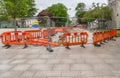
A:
<box><xmin>46</xmin><ymin>16</ymin><xmax>53</xmax><ymax>52</ymax></box>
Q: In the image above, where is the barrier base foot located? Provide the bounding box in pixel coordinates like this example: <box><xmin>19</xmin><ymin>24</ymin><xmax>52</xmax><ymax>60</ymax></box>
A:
<box><xmin>47</xmin><ymin>47</ymin><xmax>53</xmax><ymax>52</ymax></box>
<box><xmin>65</xmin><ymin>46</ymin><xmax>71</xmax><ymax>49</ymax></box>
<box><xmin>23</xmin><ymin>44</ymin><xmax>28</xmax><ymax>49</ymax></box>
<box><xmin>111</xmin><ymin>38</ymin><xmax>116</xmax><ymax>41</ymax></box>
<box><xmin>2</xmin><ymin>45</ymin><xmax>9</xmax><ymax>47</ymax></box>
<box><xmin>33</xmin><ymin>44</ymin><xmax>39</xmax><ymax>47</ymax></box>
<box><xmin>6</xmin><ymin>45</ymin><xmax>11</xmax><ymax>49</ymax></box>
<box><xmin>100</xmin><ymin>42</ymin><xmax>104</xmax><ymax>45</ymax></box>
<box><xmin>103</xmin><ymin>41</ymin><xmax>107</xmax><ymax>43</ymax></box>
<box><xmin>81</xmin><ymin>44</ymin><xmax>85</xmax><ymax>48</ymax></box>
<box><xmin>94</xmin><ymin>44</ymin><xmax>101</xmax><ymax>47</ymax></box>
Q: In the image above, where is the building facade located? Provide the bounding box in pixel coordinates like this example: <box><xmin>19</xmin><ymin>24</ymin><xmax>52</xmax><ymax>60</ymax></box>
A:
<box><xmin>108</xmin><ymin>0</ymin><xmax>120</xmax><ymax>29</ymax></box>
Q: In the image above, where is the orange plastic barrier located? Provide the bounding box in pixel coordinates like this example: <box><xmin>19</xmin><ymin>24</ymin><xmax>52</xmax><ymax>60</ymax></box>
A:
<box><xmin>24</xmin><ymin>29</ymin><xmax>58</xmax><ymax>47</ymax></box>
<box><xmin>54</xmin><ymin>27</ymin><xmax>66</xmax><ymax>33</ymax></box>
<box><xmin>60</xmin><ymin>32</ymin><xmax>88</xmax><ymax>48</ymax></box>
<box><xmin>79</xmin><ymin>26</ymin><xmax>87</xmax><ymax>29</ymax></box>
<box><xmin>29</xmin><ymin>38</ymin><xmax>59</xmax><ymax>47</ymax></box>
<box><xmin>93</xmin><ymin>29</ymin><xmax>117</xmax><ymax>46</ymax></box>
<box><xmin>24</xmin><ymin>30</ymin><xmax>42</xmax><ymax>39</ymax></box>
<box><xmin>0</xmin><ymin>31</ymin><xmax>32</xmax><ymax>48</ymax></box>
<box><xmin>42</xmin><ymin>28</ymin><xmax>55</xmax><ymax>38</ymax></box>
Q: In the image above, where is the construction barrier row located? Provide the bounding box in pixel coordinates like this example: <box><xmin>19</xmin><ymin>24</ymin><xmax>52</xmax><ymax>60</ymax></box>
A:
<box><xmin>93</xmin><ymin>29</ymin><xmax>117</xmax><ymax>46</ymax></box>
<box><xmin>0</xmin><ymin>28</ymin><xmax>117</xmax><ymax>51</ymax></box>
<box><xmin>0</xmin><ymin>29</ymin><xmax>59</xmax><ymax>48</ymax></box>
<box><xmin>0</xmin><ymin>29</ymin><xmax>88</xmax><ymax>49</ymax></box>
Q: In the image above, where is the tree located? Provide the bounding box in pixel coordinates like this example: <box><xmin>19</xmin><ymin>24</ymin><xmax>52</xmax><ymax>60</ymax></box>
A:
<box><xmin>26</xmin><ymin>0</ymin><xmax>37</xmax><ymax>17</ymax></box>
<box><xmin>47</xmin><ymin>3</ymin><xmax>68</xmax><ymax>26</ymax></box>
<box><xmin>75</xmin><ymin>3</ymin><xmax>85</xmax><ymax>11</ymax></box>
<box><xmin>0</xmin><ymin>0</ymin><xmax>11</xmax><ymax>23</ymax></box>
<box><xmin>77</xmin><ymin>3</ymin><xmax>112</xmax><ymax>23</ymax></box>
<box><xmin>75</xmin><ymin>2</ymin><xmax>86</xmax><ymax>17</ymax></box>
<box><xmin>75</xmin><ymin>3</ymin><xmax>86</xmax><ymax>24</ymax></box>
<box><xmin>4</xmin><ymin>0</ymin><xmax>37</xmax><ymax>30</ymax></box>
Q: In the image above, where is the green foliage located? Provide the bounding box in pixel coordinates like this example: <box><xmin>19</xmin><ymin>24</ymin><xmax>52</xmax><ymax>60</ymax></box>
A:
<box><xmin>117</xmin><ymin>30</ymin><xmax>120</xmax><ymax>36</ymax></box>
<box><xmin>1</xmin><ymin>0</ymin><xmax>37</xmax><ymax>29</ymax></box>
<box><xmin>75</xmin><ymin>3</ymin><xmax>86</xmax><ymax>18</ymax></box>
<box><xmin>4</xmin><ymin>0</ymin><xmax>28</xmax><ymax>18</ymax></box>
<box><xmin>75</xmin><ymin>2</ymin><xmax>112</xmax><ymax>23</ymax></box>
<box><xmin>47</xmin><ymin>3</ymin><xmax>68</xmax><ymax>26</ymax></box>
<box><xmin>3</xmin><ymin>0</ymin><xmax>37</xmax><ymax>18</ymax></box>
<box><xmin>26</xmin><ymin>0</ymin><xmax>37</xmax><ymax>17</ymax></box>
<box><xmin>0</xmin><ymin>0</ymin><xmax>10</xmax><ymax>22</ymax></box>
<box><xmin>0</xmin><ymin>14</ymin><xmax>11</xmax><ymax>22</ymax></box>
<box><xmin>75</xmin><ymin>3</ymin><xmax>85</xmax><ymax>11</ymax></box>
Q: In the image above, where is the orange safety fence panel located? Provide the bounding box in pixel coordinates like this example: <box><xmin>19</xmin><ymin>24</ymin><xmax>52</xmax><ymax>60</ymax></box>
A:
<box><xmin>54</xmin><ymin>27</ymin><xmax>66</xmax><ymax>33</ymax></box>
<box><xmin>93</xmin><ymin>32</ymin><xmax>104</xmax><ymax>45</ymax></box>
<box><xmin>24</xmin><ymin>30</ymin><xmax>42</xmax><ymax>39</ymax></box>
<box><xmin>0</xmin><ymin>31</ymin><xmax>32</xmax><ymax>45</ymax></box>
<box><xmin>93</xmin><ymin>29</ymin><xmax>117</xmax><ymax>46</ymax></box>
<box><xmin>80</xmin><ymin>32</ymin><xmax>88</xmax><ymax>44</ymax></box>
<box><xmin>61</xmin><ymin>32</ymin><xmax>88</xmax><ymax>47</ymax></box>
<box><xmin>29</xmin><ymin>38</ymin><xmax>59</xmax><ymax>47</ymax></box>
<box><xmin>42</xmin><ymin>28</ymin><xmax>55</xmax><ymax>38</ymax></box>
<box><xmin>93</xmin><ymin>32</ymin><xmax>98</xmax><ymax>45</ymax></box>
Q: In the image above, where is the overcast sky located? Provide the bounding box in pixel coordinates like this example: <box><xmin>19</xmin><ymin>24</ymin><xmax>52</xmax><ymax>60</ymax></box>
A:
<box><xmin>35</xmin><ymin>0</ymin><xmax>108</xmax><ymax>17</ymax></box>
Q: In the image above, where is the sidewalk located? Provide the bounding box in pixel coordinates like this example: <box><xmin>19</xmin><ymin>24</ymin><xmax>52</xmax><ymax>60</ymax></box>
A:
<box><xmin>0</xmin><ymin>29</ymin><xmax>120</xmax><ymax>78</ymax></box>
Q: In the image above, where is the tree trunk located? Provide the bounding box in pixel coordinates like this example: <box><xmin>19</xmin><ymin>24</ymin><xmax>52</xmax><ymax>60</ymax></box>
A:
<box><xmin>13</xmin><ymin>17</ymin><xmax>17</xmax><ymax>31</ymax></box>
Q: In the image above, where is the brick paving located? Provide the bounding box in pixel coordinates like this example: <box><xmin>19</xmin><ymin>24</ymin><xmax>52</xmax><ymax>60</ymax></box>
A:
<box><xmin>0</xmin><ymin>29</ymin><xmax>120</xmax><ymax>78</ymax></box>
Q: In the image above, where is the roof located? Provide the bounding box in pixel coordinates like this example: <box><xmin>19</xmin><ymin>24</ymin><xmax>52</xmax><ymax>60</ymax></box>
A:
<box><xmin>37</xmin><ymin>10</ymin><xmax>53</xmax><ymax>17</ymax></box>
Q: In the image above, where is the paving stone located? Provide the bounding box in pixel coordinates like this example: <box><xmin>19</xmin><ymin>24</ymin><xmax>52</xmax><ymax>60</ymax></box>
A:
<box><xmin>20</xmin><ymin>71</ymin><xmax>37</xmax><ymax>77</ymax></box>
<box><xmin>48</xmin><ymin>77</ymin><xmax>73</xmax><ymax>78</ymax></box>
<box><xmin>69</xmin><ymin>54</ymin><xmax>82</xmax><ymax>59</ymax></box>
<box><xmin>112</xmin><ymin>71</ymin><xmax>120</xmax><ymax>76</ymax></box>
<box><xmin>29</xmin><ymin>64</ymin><xmax>53</xmax><ymax>71</ymax></box>
<box><xmin>74</xmin><ymin>59</ymin><xmax>85</xmax><ymax>64</ymax></box>
<box><xmin>91</xmin><ymin>64</ymin><xmax>114</xmax><ymax>71</ymax></box>
<box><xmin>39</xmin><ymin>54</ymin><xmax>56</xmax><ymax>59</ymax></box>
<box><xmin>71</xmin><ymin>64</ymin><xmax>92</xmax><ymax>71</ymax></box>
<box><xmin>61</xmin><ymin>59</ymin><xmax>75</xmax><ymax>64</ymax></box>
<box><xmin>81</xmin><ymin>76</ymin><xmax>118</xmax><ymax>78</ymax></box>
<box><xmin>11</xmin><ymin>64</ymin><xmax>31</xmax><ymax>71</ymax></box>
<box><xmin>26</xmin><ymin>59</ymin><xmax>47</xmax><ymax>64</ymax></box>
<box><xmin>46</xmin><ymin>59</ymin><xmax>61</xmax><ymax>64</ymax></box>
<box><xmin>0</xmin><ymin>71</ymin><xmax>23</xmax><ymax>77</ymax></box>
<box><xmin>84</xmin><ymin>58</ymin><xmax>105</xmax><ymax>64</ymax></box>
<box><xmin>25</xmin><ymin>54</ymin><xmax>40</xmax><ymax>59</ymax></box>
<box><xmin>35</xmin><ymin>71</ymin><xmax>61</xmax><ymax>77</ymax></box>
<box><xmin>0</xmin><ymin>64</ymin><xmax>13</xmax><ymax>70</ymax></box>
<box><xmin>0</xmin><ymin>59</ymin><xmax>13</xmax><ymax>64</ymax></box>
<box><xmin>61</xmin><ymin>71</ymin><xmax>81</xmax><ymax>77</ymax></box>
<box><xmin>104</xmin><ymin>59</ymin><xmax>120</xmax><ymax>64</ymax></box>
<box><xmin>53</xmin><ymin>64</ymin><xmax>70</xmax><ymax>71</ymax></box>
<box><xmin>80</xmin><ymin>71</ymin><xmax>96</xmax><ymax>77</ymax></box>
<box><xmin>13</xmin><ymin>54</ymin><xmax>27</xmax><ymax>59</ymax></box>
<box><xmin>94</xmin><ymin>70</ymin><xmax>115</xmax><ymax>76</ymax></box>
<box><xmin>96</xmin><ymin>54</ymin><xmax>115</xmax><ymax>59</ymax></box>
<box><xmin>111</xmin><ymin>63</ymin><xmax>120</xmax><ymax>70</ymax></box>
<box><xmin>10</xmin><ymin>59</ymin><xmax>27</xmax><ymax>64</ymax></box>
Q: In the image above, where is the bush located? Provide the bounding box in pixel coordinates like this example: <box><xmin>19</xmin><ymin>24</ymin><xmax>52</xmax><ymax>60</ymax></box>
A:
<box><xmin>117</xmin><ymin>30</ymin><xmax>120</xmax><ymax>36</ymax></box>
